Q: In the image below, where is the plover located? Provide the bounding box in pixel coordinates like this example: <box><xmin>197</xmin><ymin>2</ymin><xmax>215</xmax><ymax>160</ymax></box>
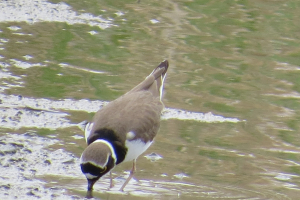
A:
<box><xmin>80</xmin><ymin>60</ymin><xmax>169</xmax><ymax>198</ymax></box>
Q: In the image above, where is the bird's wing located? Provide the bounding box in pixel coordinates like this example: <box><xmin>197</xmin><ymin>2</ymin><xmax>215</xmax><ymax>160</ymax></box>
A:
<box><xmin>127</xmin><ymin>60</ymin><xmax>168</xmax><ymax>99</ymax></box>
<box><xmin>88</xmin><ymin>91</ymin><xmax>163</xmax><ymax>144</ymax></box>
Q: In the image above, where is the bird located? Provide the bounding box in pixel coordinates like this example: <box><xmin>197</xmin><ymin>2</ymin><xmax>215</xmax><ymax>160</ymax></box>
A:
<box><xmin>80</xmin><ymin>60</ymin><xmax>169</xmax><ymax>198</ymax></box>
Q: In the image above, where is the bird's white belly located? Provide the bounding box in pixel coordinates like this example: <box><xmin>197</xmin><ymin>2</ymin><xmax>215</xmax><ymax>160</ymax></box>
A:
<box><xmin>123</xmin><ymin>139</ymin><xmax>153</xmax><ymax>162</ymax></box>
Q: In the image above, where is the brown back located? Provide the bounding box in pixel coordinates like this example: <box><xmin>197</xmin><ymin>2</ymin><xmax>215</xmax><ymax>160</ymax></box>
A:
<box><xmin>87</xmin><ymin>60</ymin><xmax>169</xmax><ymax>144</ymax></box>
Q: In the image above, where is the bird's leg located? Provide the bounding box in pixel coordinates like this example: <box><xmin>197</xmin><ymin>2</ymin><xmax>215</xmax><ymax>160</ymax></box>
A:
<box><xmin>109</xmin><ymin>171</ymin><xmax>114</xmax><ymax>188</ymax></box>
<box><xmin>119</xmin><ymin>159</ymin><xmax>136</xmax><ymax>191</ymax></box>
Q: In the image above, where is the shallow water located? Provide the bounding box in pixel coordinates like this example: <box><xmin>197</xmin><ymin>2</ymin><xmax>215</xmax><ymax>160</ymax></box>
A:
<box><xmin>1</xmin><ymin>0</ymin><xmax>300</xmax><ymax>199</ymax></box>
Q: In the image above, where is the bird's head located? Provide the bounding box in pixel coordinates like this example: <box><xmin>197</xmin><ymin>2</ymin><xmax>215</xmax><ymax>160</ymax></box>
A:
<box><xmin>80</xmin><ymin>139</ymin><xmax>116</xmax><ymax>198</ymax></box>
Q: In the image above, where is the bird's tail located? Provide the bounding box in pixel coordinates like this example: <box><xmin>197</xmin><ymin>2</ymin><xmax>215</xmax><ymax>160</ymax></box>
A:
<box><xmin>128</xmin><ymin>60</ymin><xmax>169</xmax><ymax>100</ymax></box>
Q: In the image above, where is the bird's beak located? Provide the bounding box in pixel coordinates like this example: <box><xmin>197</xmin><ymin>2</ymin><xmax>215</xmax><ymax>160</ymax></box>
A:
<box><xmin>86</xmin><ymin>190</ymin><xmax>93</xmax><ymax>199</ymax></box>
<box><xmin>86</xmin><ymin>179</ymin><xmax>97</xmax><ymax>199</ymax></box>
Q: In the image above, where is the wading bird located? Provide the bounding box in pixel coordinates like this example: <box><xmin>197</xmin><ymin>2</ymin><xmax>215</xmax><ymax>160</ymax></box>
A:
<box><xmin>80</xmin><ymin>60</ymin><xmax>169</xmax><ymax>198</ymax></box>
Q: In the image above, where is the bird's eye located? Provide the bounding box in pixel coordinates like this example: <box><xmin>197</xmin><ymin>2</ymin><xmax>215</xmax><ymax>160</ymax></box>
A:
<box><xmin>100</xmin><ymin>166</ymin><xmax>107</xmax><ymax>173</ymax></box>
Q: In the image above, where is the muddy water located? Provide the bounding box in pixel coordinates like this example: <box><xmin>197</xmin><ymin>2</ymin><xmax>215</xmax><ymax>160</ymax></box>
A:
<box><xmin>1</xmin><ymin>0</ymin><xmax>300</xmax><ymax>199</ymax></box>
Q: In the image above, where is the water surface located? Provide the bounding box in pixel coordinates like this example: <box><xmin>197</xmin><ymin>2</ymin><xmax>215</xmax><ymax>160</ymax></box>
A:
<box><xmin>1</xmin><ymin>0</ymin><xmax>300</xmax><ymax>199</ymax></box>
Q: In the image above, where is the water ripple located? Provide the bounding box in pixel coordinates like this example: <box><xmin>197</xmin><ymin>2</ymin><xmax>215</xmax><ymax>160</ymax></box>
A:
<box><xmin>0</xmin><ymin>94</ymin><xmax>241</xmax><ymax>130</ymax></box>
